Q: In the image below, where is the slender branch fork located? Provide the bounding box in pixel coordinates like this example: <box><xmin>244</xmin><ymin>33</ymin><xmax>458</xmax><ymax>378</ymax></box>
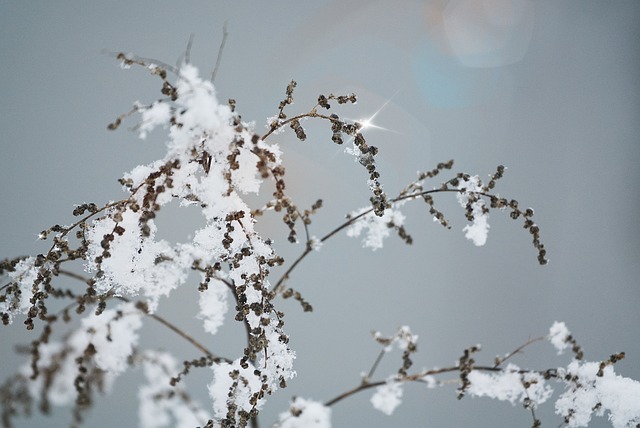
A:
<box><xmin>324</xmin><ymin>336</ymin><xmax>549</xmax><ymax>408</ymax></box>
<box><xmin>272</xmin><ymin>187</ymin><xmax>461</xmax><ymax>293</ymax></box>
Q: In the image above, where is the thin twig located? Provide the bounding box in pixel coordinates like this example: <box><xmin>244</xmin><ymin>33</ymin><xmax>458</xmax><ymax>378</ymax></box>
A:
<box><xmin>364</xmin><ymin>349</ymin><xmax>386</xmax><ymax>383</ymax></box>
<box><xmin>324</xmin><ymin>335</ymin><xmax>553</xmax><ymax>408</ymax></box>
<box><xmin>211</xmin><ymin>21</ymin><xmax>229</xmax><ymax>83</ymax></box>
<box><xmin>493</xmin><ymin>336</ymin><xmax>546</xmax><ymax>368</ymax></box>
<box><xmin>272</xmin><ymin>247</ymin><xmax>310</xmax><ymax>293</ymax></box>
<box><xmin>101</xmin><ymin>49</ymin><xmax>181</xmax><ymax>76</ymax></box>
<box><xmin>57</xmin><ymin>269</ymin><xmax>229</xmax><ymax>362</ymax></box>
<box><xmin>260</xmin><ymin>110</ymin><xmax>327</xmax><ymax>141</ymax></box>
<box><xmin>271</xmin><ymin>188</ymin><xmax>460</xmax><ymax>293</ymax></box>
<box><xmin>185</xmin><ymin>33</ymin><xmax>195</xmax><ymax>65</ymax></box>
<box><xmin>119</xmin><ymin>296</ymin><xmax>228</xmax><ymax>362</ymax></box>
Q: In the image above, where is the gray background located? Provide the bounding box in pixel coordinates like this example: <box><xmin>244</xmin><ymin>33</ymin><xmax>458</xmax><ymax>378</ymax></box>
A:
<box><xmin>1</xmin><ymin>1</ymin><xmax>639</xmax><ymax>427</ymax></box>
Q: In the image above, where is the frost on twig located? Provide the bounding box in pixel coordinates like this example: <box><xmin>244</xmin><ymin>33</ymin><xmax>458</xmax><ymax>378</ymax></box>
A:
<box><xmin>276</xmin><ymin>397</ymin><xmax>331</xmax><ymax>428</ymax></box>
<box><xmin>316</xmin><ymin>322</ymin><xmax>640</xmax><ymax>428</ymax></box>
<box><xmin>346</xmin><ymin>207</ymin><xmax>407</xmax><ymax>250</ymax></box>
<box><xmin>343</xmin><ymin>163</ymin><xmax>548</xmax><ymax>266</ymax></box>
<box><xmin>1</xmin><ymin>47</ymin><xmax>633</xmax><ymax>428</ymax></box>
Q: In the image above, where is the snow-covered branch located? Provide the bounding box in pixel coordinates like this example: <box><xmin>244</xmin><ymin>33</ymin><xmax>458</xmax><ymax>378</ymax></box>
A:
<box><xmin>1</xmin><ymin>54</ymin><xmax>636</xmax><ymax>428</ymax></box>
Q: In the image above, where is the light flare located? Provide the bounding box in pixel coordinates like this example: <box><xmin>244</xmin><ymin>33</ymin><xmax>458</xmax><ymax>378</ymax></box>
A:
<box><xmin>346</xmin><ymin>88</ymin><xmax>405</xmax><ymax>136</ymax></box>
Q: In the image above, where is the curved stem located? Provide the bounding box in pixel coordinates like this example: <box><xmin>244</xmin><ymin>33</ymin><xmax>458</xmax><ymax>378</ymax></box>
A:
<box><xmin>210</xmin><ymin>21</ymin><xmax>229</xmax><ymax>83</ymax></box>
<box><xmin>119</xmin><ymin>296</ymin><xmax>229</xmax><ymax>362</ymax></box>
<box><xmin>324</xmin><ymin>363</ymin><xmax>544</xmax><ymax>408</ymax></box>
<box><xmin>272</xmin><ymin>187</ymin><xmax>461</xmax><ymax>293</ymax></box>
<box><xmin>324</xmin><ymin>334</ymin><xmax>552</xmax><ymax>408</ymax></box>
<box><xmin>324</xmin><ymin>379</ymin><xmax>386</xmax><ymax>407</ymax></box>
<box><xmin>57</xmin><ymin>269</ymin><xmax>229</xmax><ymax>362</ymax></box>
<box><xmin>272</xmin><ymin>248</ymin><xmax>310</xmax><ymax>294</ymax></box>
<box><xmin>261</xmin><ymin>110</ymin><xmax>334</xmax><ymax>142</ymax></box>
<box><xmin>493</xmin><ymin>336</ymin><xmax>546</xmax><ymax>368</ymax></box>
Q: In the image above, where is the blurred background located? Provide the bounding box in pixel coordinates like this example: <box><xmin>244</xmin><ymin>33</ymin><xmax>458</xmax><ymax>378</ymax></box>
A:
<box><xmin>1</xmin><ymin>1</ymin><xmax>639</xmax><ymax>427</ymax></box>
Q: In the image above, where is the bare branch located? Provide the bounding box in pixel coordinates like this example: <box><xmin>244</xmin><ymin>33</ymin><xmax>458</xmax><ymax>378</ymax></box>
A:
<box><xmin>211</xmin><ymin>21</ymin><xmax>229</xmax><ymax>83</ymax></box>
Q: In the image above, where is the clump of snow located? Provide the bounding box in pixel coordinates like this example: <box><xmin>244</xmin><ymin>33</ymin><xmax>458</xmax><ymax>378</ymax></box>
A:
<box><xmin>21</xmin><ymin>341</ymin><xmax>77</xmax><ymax>407</ymax></box>
<box><xmin>209</xmin><ymin>360</ymin><xmax>265</xmax><ymax>420</ymax></box>
<box><xmin>309</xmin><ymin>236</ymin><xmax>323</xmax><ymax>251</ymax></box>
<box><xmin>395</xmin><ymin>325</ymin><xmax>418</xmax><ymax>350</ymax></box>
<box><xmin>257</xmin><ymin>322</ymin><xmax>297</xmax><ymax>386</ymax></box>
<box><xmin>371</xmin><ymin>378</ymin><xmax>404</xmax><ymax>415</ymax></box>
<box><xmin>84</xmin><ymin>209</ymin><xmax>187</xmax><ymax>313</ymax></box>
<box><xmin>138</xmin><ymin>101</ymin><xmax>172</xmax><ymax>139</ymax></box>
<box><xmin>456</xmin><ymin>175</ymin><xmax>490</xmax><ymax>246</ymax></box>
<box><xmin>197</xmin><ymin>277</ymin><xmax>229</xmax><ymax>335</ymax></box>
<box><xmin>138</xmin><ymin>350</ymin><xmax>210</xmax><ymax>428</ymax></box>
<box><xmin>73</xmin><ymin>302</ymin><xmax>143</xmax><ymax>375</ymax></box>
<box><xmin>555</xmin><ymin>361</ymin><xmax>640</xmax><ymax>427</ymax></box>
<box><xmin>549</xmin><ymin>321</ymin><xmax>571</xmax><ymax>355</ymax></box>
<box><xmin>422</xmin><ymin>375</ymin><xmax>437</xmax><ymax>388</ymax></box>
<box><xmin>2</xmin><ymin>257</ymin><xmax>39</xmax><ymax>323</ymax></box>
<box><xmin>467</xmin><ymin>364</ymin><xmax>552</xmax><ymax>407</ymax></box>
<box><xmin>346</xmin><ymin>207</ymin><xmax>405</xmax><ymax>250</ymax></box>
<box><xmin>21</xmin><ymin>302</ymin><xmax>142</xmax><ymax>408</ymax></box>
<box><xmin>373</xmin><ymin>326</ymin><xmax>418</xmax><ymax>353</ymax></box>
<box><xmin>278</xmin><ymin>397</ymin><xmax>332</xmax><ymax>428</ymax></box>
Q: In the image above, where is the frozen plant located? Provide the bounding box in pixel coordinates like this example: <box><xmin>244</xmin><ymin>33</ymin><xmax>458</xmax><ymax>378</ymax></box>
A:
<box><xmin>1</xmin><ymin>50</ymin><xmax>638</xmax><ymax>428</ymax></box>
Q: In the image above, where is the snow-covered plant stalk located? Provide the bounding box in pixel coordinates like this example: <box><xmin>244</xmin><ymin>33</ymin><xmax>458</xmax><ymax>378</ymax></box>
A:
<box><xmin>1</xmin><ymin>52</ymin><xmax>638</xmax><ymax>428</ymax></box>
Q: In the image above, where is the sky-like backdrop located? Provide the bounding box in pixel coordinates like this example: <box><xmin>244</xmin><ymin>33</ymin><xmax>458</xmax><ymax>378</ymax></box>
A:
<box><xmin>1</xmin><ymin>2</ymin><xmax>639</xmax><ymax>427</ymax></box>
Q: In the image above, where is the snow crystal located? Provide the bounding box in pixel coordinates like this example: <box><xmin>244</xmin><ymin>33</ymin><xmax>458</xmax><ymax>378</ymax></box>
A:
<box><xmin>373</xmin><ymin>326</ymin><xmax>418</xmax><ymax>353</ymax></box>
<box><xmin>462</xmin><ymin>213</ymin><xmax>489</xmax><ymax>246</ymax></box>
<box><xmin>597</xmin><ymin>370</ymin><xmax>640</xmax><ymax>427</ymax></box>
<box><xmin>278</xmin><ymin>397</ymin><xmax>332</xmax><ymax>428</ymax></box>
<box><xmin>265</xmin><ymin>115</ymin><xmax>286</xmax><ymax>135</ymax></box>
<box><xmin>371</xmin><ymin>378</ymin><xmax>404</xmax><ymax>415</ymax></box>
<box><xmin>549</xmin><ymin>321</ymin><xmax>571</xmax><ymax>355</ymax></box>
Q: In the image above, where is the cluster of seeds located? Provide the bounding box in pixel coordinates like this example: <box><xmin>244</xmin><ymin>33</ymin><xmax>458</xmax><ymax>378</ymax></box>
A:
<box><xmin>396</xmin><ymin>163</ymin><xmax>548</xmax><ymax>265</ymax></box>
<box><xmin>456</xmin><ymin>344</ymin><xmax>481</xmax><ymax>399</ymax></box>
<box><xmin>597</xmin><ymin>352</ymin><xmax>625</xmax><ymax>377</ymax></box>
<box><xmin>264</xmin><ymin>83</ymin><xmax>389</xmax><ymax>218</ymax></box>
